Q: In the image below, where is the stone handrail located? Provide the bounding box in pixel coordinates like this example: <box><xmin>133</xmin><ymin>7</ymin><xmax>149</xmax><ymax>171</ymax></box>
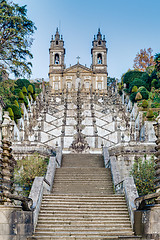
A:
<box><xmin>29</xmin><ymin>156</ymin><xmax>57</xmax><ymax>229</ymax></box>
<box><xmin>103</xmin><ymin>147</ymin><xmax>139</xmax><ymax>228</ymax></box>
<box><xmin>135</xmin><ymin>192</ymin><xmax>160</xmax><ymax>210</ymax></box>
<box><xmin>29</xmin><ymin>147</ymin><xmax>62</xmax><ymax>230</ymax></box>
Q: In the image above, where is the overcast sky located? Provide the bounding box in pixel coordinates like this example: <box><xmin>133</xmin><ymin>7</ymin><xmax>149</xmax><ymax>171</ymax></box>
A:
<box><xmin>12</xmin><ymin>0</ymin><xmax>160</xmax><ymax>80</ymax></box>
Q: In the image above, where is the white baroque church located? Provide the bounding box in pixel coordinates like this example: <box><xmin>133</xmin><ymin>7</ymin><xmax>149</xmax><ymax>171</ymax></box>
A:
<box><xmin>49</xmin><ymin>28</ymin><xmax>108</xmax><ymax>92</ymax></box>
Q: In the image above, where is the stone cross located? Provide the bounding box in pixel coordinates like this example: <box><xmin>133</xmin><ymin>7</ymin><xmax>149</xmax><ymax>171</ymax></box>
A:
<box><xmin>76</xmin><ymin>56</ymin><xmax>80</xmax><ymax>64</ymax></box>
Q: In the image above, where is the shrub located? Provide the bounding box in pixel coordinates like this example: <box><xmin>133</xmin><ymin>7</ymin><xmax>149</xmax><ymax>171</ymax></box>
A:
<box><xmin>135</xmin><ymin>92</ymin><xmax>142</xmax><ymax>101</ymax></box>
<box><xmin>123</xmin><ymin>70</ymin><xmax>144</xmax><ymax>89</ymax></box>
<box><xmin>32</xmin><ymin>94</ymin><xmax>36</xmax><ymax>101</ymax></box>
<box><xmin>140</xmin><ymin>72</ymin><xmax>152</xmax><ymax>91</ymax></box>
<box><xmin>151</xmin><ymin>79</ymin><xmax>160</xmax><ymax>89</ymax></box>
<box><xmin>129</xmin><ymin>78</ymin><xmax>147</xmax><ymax>93</ymax></box>
<box><xmin>7</xmin><ymin>107</ymin><xmax>14</xmax><ymax>120</ymax></box>
<box><xmin>14</xmin><ymin>100</ymin><xmax>19</xmax><ymax>107</ymax></box>
<box><xmin>151</xmin><ymin>102</ymin><xmax>160</xmax><ymax>108</ymax></box>
<box><xmin>142</xmin><ymin>100</ymin><xmax>148</xmax><ymax>108</ymax></box>
<box><xmin>132</xmin><ymin>86</ymin><xmax>138</xmax><ymax>93</ymax></box>
<box><xmin>139</xmin><ymin>87</ymin><xmax>149</xmax><ymax>100</ymax></box>
<box><xmin>130</xmin><ymin>156</ymin><xmax>155</xmax><ymax>196</ymax></box>
<box><xmin>14</xmin><ymin>153</ymin><xmax>49</xmax><ymax>196</ymax></box>
<box><xmin>28</xmin><ymin>85</ymin><xmax>34</xmax><ymax>95</ymax></box>
<box><xmin>130</xmin><ymin>92</ymin><xmax>137</xmax><ymax>103</ymax></box>
<box><xmin>22</xmin><ymin>86</ymin><xmax>28</xmax><ymax>96</ymax></box>
<box><xmin>6</xmin><ymin>104</ymin><xmax>22</xmax><ymax>121</ymax></box>
<box><xmin>21</xmin><ymin>107</ymin><xmax>24</xmax><ymax>116</ymax></box>
<box><xmin>146</xmin><ymin>109</ymin><xmax>154</xmax><ymax>119</ymax></box>
<box><xmin>16</xmin><ymin>79</ymin><xmax>31</xmax><ymax>89</ymax></box>
<box><xmin>24</xmin><ymin>96</ymin><xmax>28</xmax><ymax>108</ymax></box>
<box><xmin>18</xmin><ymin>91</ymin><xmax>25</xmax><ymax>103</ymax></box>
<box><xmin>28</xmin><ymin>93</ymin><xmax>31</xmax><ymax>101</ymax></box>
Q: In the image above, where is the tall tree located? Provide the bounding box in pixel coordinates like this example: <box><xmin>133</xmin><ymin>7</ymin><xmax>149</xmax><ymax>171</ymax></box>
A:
<box><xmin>0</xmin><ymin>0</ymin><xmax>36</xmax><ymax>77</ymax></box>
<box><xmin>133</xmin><ymin>48</ymin><xmax>155</xmax><ymax>72</ymax></box>
<box><xmin>154</xmin><ymin>53</ymin><xmax>160</xmax><ymax>79</ymax></box>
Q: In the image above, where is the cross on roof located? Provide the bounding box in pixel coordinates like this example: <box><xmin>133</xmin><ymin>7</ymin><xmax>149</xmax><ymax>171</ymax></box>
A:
<box><xmin>76</xmin><ymin>56</ymin><xmax>80</xmax><ymax>64</ymax></box>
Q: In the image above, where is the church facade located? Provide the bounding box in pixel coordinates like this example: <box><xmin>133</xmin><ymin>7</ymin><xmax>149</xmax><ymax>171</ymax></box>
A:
<box><xmin>49</xmin><ymin>28</ymin><xmax>108</xmax><ymax>92</ymax></box>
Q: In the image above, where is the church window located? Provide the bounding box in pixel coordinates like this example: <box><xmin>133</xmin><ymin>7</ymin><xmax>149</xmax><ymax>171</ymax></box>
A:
<box><xmin>98</xmin><ymin>41</ymin><xmax>101</xmax><ymax>45</ymax></box>
<box><xmin>54</xmin><ymin>82</ymin><xmax>59</xmax><ymax>90</ymax></box>
<box><xmin>56</xmin><ymin>41</ymin><xmax>58</xmax><ymax>45</ymax></box>
<box><xmin>55</xmin><ymin>53</ymin><xmax>59</xmax><ymax>64</ymax></box>
<box><xmin>98</xmin><ymin>83</ymin><xmax>102</xmax><ymax>90</ymax></box>
<box><xmin>85</xmin><ymin>82</ymin><xmax>90</xmax><ymax>88</ymax></box>
<box><xmin>97</xmin><ymin>53</ymin><xmax>102</xmax><ymax>64</ymax></box>
<box><xmin>67</xmin><ymin>82</ymin><xmax>71</xmax><ymax>89</ymax></box>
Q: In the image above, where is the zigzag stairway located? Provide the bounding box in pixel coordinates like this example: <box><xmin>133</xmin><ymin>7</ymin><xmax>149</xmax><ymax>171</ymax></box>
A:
<box><xmin>31</xmin><ymin>154</ymin><xmax>141</xmax><ymax>239</ymax></box>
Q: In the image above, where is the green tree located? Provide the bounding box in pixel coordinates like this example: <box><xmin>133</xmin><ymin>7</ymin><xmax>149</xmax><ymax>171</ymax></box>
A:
<box><xmin>14</xmin><ymin>153</ymin><xmax>49</xmax><ymax>196</ymax></box>
<box><xmin>138</xmin><ymin>87</ymin><xmax>149</xmax><ymax>100</ymax></box>
<box><xmin>107</xmin><ymin>77</ymin><xmax>116</xmax><ymax>86</ymax></box>
<box><xmin>142</xmin><ymin>100</ymin><xmax>148</xmax><ymax>108</ymax></box>
<box><xmin>28</xmin><ymin>84</ymin><xmax>33</xmax><ymax>94</ymax></box>
<box><xmin>130</xmin><ymin>156</ymin><xmax>155</xmax><ymax>196</ymax></box>
<box><xmin>123</xmin><ymin>70</ymin><xmax>143</xmax><ymax>89</ymax></box>
<box><xmin>131</xmin><ymin>86</ymin><xmax>138</xmax><ymax>93</ymax></box>
<box><xmin>129</xmin><ymin>78</ymin><xmax>146</xmax><ymax>93</ymax></box>
<box><xmin>7</xmin><ymin>107</ymin><xmax>14</xmax><ymax>120</ymax></box>
<box><xmin>22</xmin><ymin>86</ymin><xmax>27</xmax><ymax>96</ymax></box>
<box><xmin>0</xmin><ymin>0</ymin><xmax>36</xmax><ymax>76</ymax></box>
<box><xmin>154</xmin><ymin>53</ymin><xmax>160</xmax><ymax>79</ymax></box>
<box><xmin>18</xmin><ymin>91</ymin><xmax>24</xmax><ymax>103</ymax></box>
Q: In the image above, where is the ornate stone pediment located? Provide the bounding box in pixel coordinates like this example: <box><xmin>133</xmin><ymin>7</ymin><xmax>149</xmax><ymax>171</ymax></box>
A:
<box><xmin>64</xmin><ymin>63</ymin><xmax>92</xmax><ymax>74</ymax></box>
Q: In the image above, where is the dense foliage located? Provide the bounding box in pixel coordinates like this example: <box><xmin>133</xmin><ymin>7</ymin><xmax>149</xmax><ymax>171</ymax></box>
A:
<box><xmin>130</xmin><ymin>156</ymin><xmax>156</xmax><ymax>196</ymax></box>
<box><xmin>120</xmin><ymin>50</ymin><xmax>160</xmax><ymax>109</ymax></box>
<box><xmin>0</xmin><ymin>0</ymin><xmax>36</xmax><ymax>76</ymax></box>
<box><xmin>14</xmin><ymin>153</ymin><xmax>49</xmax><ymax>196</ymax></box>
<box><xmin>0</xmin><ymin>77</ymin><xmax>40</xmax><ymax>121</ymax></box>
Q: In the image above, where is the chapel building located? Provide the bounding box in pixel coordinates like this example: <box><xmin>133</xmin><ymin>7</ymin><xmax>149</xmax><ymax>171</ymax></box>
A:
<box><xmin>49</xmin><ymin>28</ymin><xmax>108</xmax><ymax>92</ymax></box>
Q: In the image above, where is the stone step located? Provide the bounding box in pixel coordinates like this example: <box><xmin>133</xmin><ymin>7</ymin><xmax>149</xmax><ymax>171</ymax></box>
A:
<box><xmin>36</xmin><ymin>222</ymin><xmax>132</xmax><ymax>227</ymax></box>
<box><xmin>42</xmin><ymin>195</ymin><xmax>125</xmax><ymax>200</ymax></box>
<box><xmin>38</xmin><ymin>213</ymin><xmax>130</xmax><ymax>218</ymax></box>
<box><xmin>28</xmin><ymin>237</ymin><xmax>141</xmax><ymax>240</ymax></box>
<box><xmin>39</xmin><ymin>208</ymin><xmax>129</xmax><ymax>213</ymax></box>
<box><xmin>38</xmin><ymin>213</ymin><xmax>129</xmax><ymax>218</ymax></box>
<box><xmin>56</xmin><ymin>168</ymin><xmax>109</xmax><ymax>172</ymax></box>
<box><xmin>33</xmin><ymin>230</ymin><xmax>134</xmax><ymax>237</ymax></box>
<box><xmin>52</xmin><ymin>187</ymin><xmax>113</xmax><ymax>191</ymax></box>
<box><xmin>35</xmin><ymin>228</ymin><xmax>133</xmax><ymax>233</ymax></box>
<box><xmin>41</xmin><ymin>203</ymin><xmax>127</xmax><ymax>207</ymax></box>
<box><xmin>37</xmin><ymin>218</ymin><xmax>131</xmax><ymax>223</ymax></box>
<box><xmin>36</xmin><ymin>223</ymin><xmax>131</xmax><ymax>232</ymax></box>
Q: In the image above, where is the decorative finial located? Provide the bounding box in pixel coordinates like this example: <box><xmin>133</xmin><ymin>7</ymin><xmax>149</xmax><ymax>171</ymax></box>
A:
<box><xmin>76</xmin><ymin>56</ymin><xmax>80</xmax><ymax>64</ymax></box>
<box><xmin>51</xmin><ymin>35</ymin><xmax>53</xmax><ymax>40</ymax></box>
<box><xmin>61</xmin><ymin>35</ymin><xmax>63</xmax><ymax>40</ymax></box>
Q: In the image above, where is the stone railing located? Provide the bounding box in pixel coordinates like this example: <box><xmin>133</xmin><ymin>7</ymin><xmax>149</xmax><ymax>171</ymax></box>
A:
<box><xmin>29</xmin><ymin>146</ymin><xmax>62</xmax><ymax>230</ymax></box>
<box><xmin>103</xmin><ymin>147</ymin><xmax>138</xmax><ymax>228</ymax></box>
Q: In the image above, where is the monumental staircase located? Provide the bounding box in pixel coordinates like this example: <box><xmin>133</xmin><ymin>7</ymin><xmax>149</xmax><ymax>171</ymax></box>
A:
<box><xmin>32</xmin><ymin>154</ymin><xmax>141</xmax><ymax>239</ymax></box>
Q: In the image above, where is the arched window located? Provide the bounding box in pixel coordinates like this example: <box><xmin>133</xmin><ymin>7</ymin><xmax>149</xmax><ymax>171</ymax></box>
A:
<box><xmin>97</xmin><ymin>53</ymin><xmax>102</xmax><ymax>64</ymax></box>
<box><xmin>55</xmin><ymin>53</ymin><xmax>59</xmax><ymax>64</ymax></box>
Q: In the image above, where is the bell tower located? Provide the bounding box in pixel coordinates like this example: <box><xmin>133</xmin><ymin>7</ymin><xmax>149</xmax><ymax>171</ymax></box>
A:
<box><xmin>91</xmin><ymin>29</ymin><xmax>108</xmax><ymax>91</ymax></box>
<box><xmin>49</xmin><ymin>28</ymin><xmax>65</xmax><ymax>75</ymax></box>
<box><xmin>91</xmin><ymin>28</ymin><xmax>108</xmax><ymax>73</ymax></box>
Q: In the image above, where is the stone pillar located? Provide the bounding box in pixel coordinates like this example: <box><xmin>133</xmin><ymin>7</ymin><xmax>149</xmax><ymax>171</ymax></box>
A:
<box><xmin>0</xmin><ymin>112</ymin><xmax>15</xmax><ymax>203</ymax></box>
<box><xmin>154</xmin><ymin>118</ymin><xmax>160</xmax><ymax>202</ymax></box>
